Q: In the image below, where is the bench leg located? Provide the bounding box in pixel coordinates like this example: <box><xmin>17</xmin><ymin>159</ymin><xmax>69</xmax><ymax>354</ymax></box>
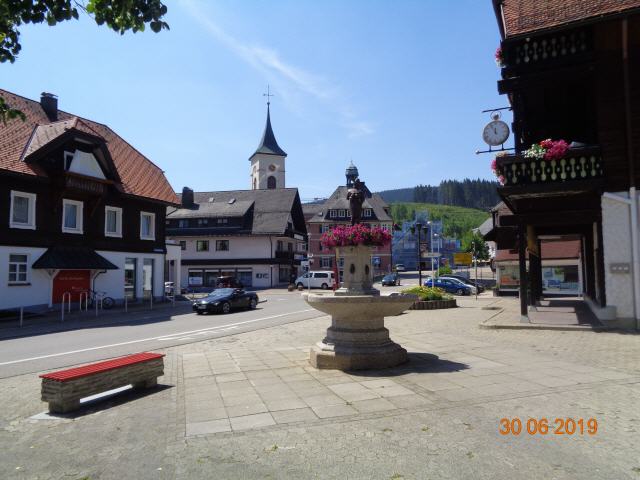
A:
<box><xmin>133</xmin><ymin>377</ymin><xmax>158</xmax><ymax>389</ymax></box>
<box><xmin>49</xmin><ymin>399</ymin><xmax>80</xmax><ymax>414</ymax></box>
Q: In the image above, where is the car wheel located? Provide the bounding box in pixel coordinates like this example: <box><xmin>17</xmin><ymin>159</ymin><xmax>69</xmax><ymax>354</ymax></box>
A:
<box><xmin>249</xmin><ymin>298</ymin><xmax>257</xmax><ymax>309</ymax></box>
<box><xmin>196</xmin><ymin>311</ymin><xmax>203</xmax><ymax>315</ymax></box>
<box><xmin>321</xmin><ymin>283</ymin><xmax>328</xmax><ymax>290</ymax></box>
<box><xmin>222</xmin><ymin>302</ymin><xmax>231</xmax><ymax>314</ymax></box>
<box><xmin>297</xmin><ymin>282</ymin><xmax>304</xmax><ymax>289</ymax></box>
<box><xmin>456</xmin><ymin>288</ymin><xmax>463</xmax><ymax>295</ymax></box>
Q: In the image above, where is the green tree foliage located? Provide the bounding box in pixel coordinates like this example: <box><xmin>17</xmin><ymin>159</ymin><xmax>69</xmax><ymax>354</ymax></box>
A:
<box><xmin>413</xmin><ymin>179</ymin><xmax>499</xmax><ymax>211</ymax></box>
<box><xmin>462</xmin><ymin>230</ymin><xmax>490</xmax><ymax>261</ymax></box>
<box><xmin>390</xmin><ymin>202</ymin><xmax>489</xmax><ymax>240</ymax></box>
<box><xmin>0</xmin><ymin>0</ymin><xmax>169</xmax><ymax>122</ymax></box>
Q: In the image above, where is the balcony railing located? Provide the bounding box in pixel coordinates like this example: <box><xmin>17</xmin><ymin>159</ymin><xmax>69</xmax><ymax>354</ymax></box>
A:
<box><xmin>496</xmin><ymin>146</ymin><xmax>603</xmax><ymax>188</ymax></box>
<box><xmin>275</xmin><ymin>250</ymin><xmax>294</xmax><ymax>260</ymax></box>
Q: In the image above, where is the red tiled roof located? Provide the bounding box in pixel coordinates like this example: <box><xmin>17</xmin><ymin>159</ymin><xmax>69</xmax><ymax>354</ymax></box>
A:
<box><xmin>495</xmin><ymin>239</ymin><xmax>581</xmax><ymax>261</ymax></box>
<box><xmin>498</xmin><ymin>0</ymin><xmax>640</xmax><ymax>38</ymax></box>
<box><xmin>0</xmin><ymin>89</ymin><xmax>179</xmax><ymax>205</ymax></box>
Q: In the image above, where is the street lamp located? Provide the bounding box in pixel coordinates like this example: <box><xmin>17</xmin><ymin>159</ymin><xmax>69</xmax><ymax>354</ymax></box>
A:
<box><xmin>433</xmin><ymin>233</ymin><xmax>440</xmax><ymax>277</ymax></box>
<box><xmin>410</xmin><ymin>222</ymin><xmax>427</xmax><ymax>287</ymax></box>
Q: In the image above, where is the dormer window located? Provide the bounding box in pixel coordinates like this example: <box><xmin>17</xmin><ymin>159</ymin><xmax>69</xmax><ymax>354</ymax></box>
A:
<box><xmin>64</xmin><ymin>151</ymin><xmax>74</xmax><ymax>170</ymax></box>
<box><xmin>65</xmin><ymin>150</ymin><xmax>106</xmax><ymax>179</ymax></box>
<box><xmin>338</xmin><ymin>209</ymin><xmax>346</xmax><ymax>217</ymax></box>
<box><xmin>364</xmin><ymin>209</ymin><xmax>372</xmax><ymax>217</ymax></box>
<box><xmin>329</xmin><ymin>210</ymin><xmax>337</xmax><ymax>218</ymax></box>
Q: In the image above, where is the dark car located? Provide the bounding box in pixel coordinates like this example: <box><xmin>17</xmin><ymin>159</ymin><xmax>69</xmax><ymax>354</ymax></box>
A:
<box><xmin>193</xmin><ymin>288</ymin><xmax>258</xmax><ymax>314</ymax></box>
<box><xmin>440</xmin><ymin>275</ymin><xmax>485</xmax><ymax>293</ymax></box>
<box><xmin>424</xmin><ymin>277</ymin><xmax>473</xmax><ymax>295</ymax></box>
<box><xmin>381</xmin><ymin>273</ymin><xmax>400</xmax><ymax>286</ymax></box>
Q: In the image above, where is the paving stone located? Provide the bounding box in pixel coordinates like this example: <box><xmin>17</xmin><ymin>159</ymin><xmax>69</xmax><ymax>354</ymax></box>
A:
<box><xmin>328</xmin><ymin>383</ymin><xmax>381</xmax><ymax>401</ymax></box>
<box><xmin>386</xmin><ymin>394</ymin><xmax>434</xmax><ymax>408</ymax></box>
<box><xmin>226</xmin><ymin>403</ymin><xmax>269</xmax><ymax>418</ymax></box>
<box><xmin>185</xmin><ymin>406</ymin><xmax>228</xmax><ymax>423</ymax></box>
<box><xmin>311</xmin><ymin>404</ymin><xmax>358</xmax><ymax>419</ymax></box>
<box><xmin>435</xmin><ymin>387</ymin><xmax>481</xmax><ymax>402</ymax></box>
<box><xmin>271</xmin><ymin>407</ymin><xmax>318</xmax><ymax>424</ymax></box>
<box><xmin>264</xmin><ymin>397</ymin><xmax>308</xmax><ymax>412</ymax></box>
<box><xmin>230</xmin><ymin>413</ymin><xmax>276</xmax><ymax>431</ymax></box>
<box><xmin>186</xmin><ymin>418</ymin><xmax>231</xmax><ymax>436</ymax></box>
<box><xmin>223</xmin><ymin>394</ymin><xmax>263</xmax><ymax>407</ymax></box>
<box><xmin>302</xmin><ymin>393</ymin><xmax>347</xmax><ymax>407</ymax></box>
<box><xmin>351</xmin><ymin>398</ymin><xmax>397</xmax><ymax>413</ymax></box>
<box><xmin>215</xmin><ymin>372</ymin><xmax>247</xmax><ymax>383</ymax></box>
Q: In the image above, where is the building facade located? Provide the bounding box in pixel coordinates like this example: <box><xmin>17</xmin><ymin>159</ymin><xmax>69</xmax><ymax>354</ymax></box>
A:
<box><xmin>167</xmin><ymin>106</ymin><xmax>307</xmax><ymax>289</ymax></box>
<box><xmin>0</xmin><ymin>90</ymin><xmax>179</xmax><ymax>312</ymax></box>
<box><xmin>303</xmin><ymin>163</ymin><xmax>393</xmax><ymax>278</ymax></box>
<box><xmin>490</xmin><ymin>0</ymin><xmax>640</xmax><ymax>328</ymax></box>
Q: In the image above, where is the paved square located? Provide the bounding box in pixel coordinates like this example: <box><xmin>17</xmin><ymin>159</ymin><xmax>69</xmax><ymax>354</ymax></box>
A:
<box><xmin>1</xmin><ymin>297</ymin><xmax>639</xmax><ymax>479</ymax></box>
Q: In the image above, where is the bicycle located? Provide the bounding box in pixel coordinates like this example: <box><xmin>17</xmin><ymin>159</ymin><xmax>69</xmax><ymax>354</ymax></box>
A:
<box><xmin>84</xmin><ymin>289</ymin><xmax>115</xmax><ymax>310</ymax></box>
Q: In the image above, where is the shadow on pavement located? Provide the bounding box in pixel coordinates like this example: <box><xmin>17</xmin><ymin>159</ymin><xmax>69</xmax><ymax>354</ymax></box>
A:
<box><xmin>347</xmin><ymin>354</ymin><xmax>469</xmax><ymax>378</ymax></box>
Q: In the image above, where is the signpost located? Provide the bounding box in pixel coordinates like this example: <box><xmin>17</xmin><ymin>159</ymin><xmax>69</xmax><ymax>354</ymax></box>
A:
<box><xmin>453</xmin><ymin>252</ymin><xmax>473</xmax><ymax>266</ymax></box>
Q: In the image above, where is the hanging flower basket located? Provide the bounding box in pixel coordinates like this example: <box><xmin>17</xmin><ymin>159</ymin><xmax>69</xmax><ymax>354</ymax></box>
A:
<box><xmin>495</xmin><ymin>46</ymin><xmax>505</xmax><ymax>68</ymax></box>
<box><xmin>320</xmin><ymin>224</ymin><xmax>392</xmax><ymax>249</ymax></box>
<box><xmin>523</xmin><ymin>139</ymin><xmax>569</xmax><ymax>161</ymax></box>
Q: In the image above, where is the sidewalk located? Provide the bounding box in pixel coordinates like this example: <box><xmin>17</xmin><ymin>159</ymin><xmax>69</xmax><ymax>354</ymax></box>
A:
<box><xmin>1</xmin><ymin>299</ymin><xmax>639</xmax><ymax>479</ymax></box>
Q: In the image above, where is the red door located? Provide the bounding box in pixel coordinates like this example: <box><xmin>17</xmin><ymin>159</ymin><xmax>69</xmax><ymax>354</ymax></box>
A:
<box><xmin>53</xmin><ymin>270</ymin><xmax>90</xmax><ymax>303</ymax></box>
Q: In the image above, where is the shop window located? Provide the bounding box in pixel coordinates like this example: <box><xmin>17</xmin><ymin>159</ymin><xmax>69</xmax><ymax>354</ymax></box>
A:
<box><xmin>196</xmin><ymin>240</ymin><xmax>209</xmax><ymax>251</ymax></box>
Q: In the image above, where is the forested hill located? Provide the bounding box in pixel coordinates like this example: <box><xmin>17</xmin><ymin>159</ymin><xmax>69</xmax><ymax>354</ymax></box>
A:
<box><xmin>376</xmin><ymin>179</ymin><xmax>499</xmax><ymax>211</ymax></box>
<box><xmin>390</xmin><ymin>203</ymin><xmax>490</xmax><ymax>239</ymax></box>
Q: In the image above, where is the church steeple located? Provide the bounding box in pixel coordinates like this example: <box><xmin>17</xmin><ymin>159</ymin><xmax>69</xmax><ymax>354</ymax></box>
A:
<box><xmin>250</xmin><ymin>93</ymin><xmax>287</xmax><ymax>159</ymax></box>
<box><xmin>250</xmin><ymin>88</ymin><xmax>287</xmax><ymax>190</ymax></box>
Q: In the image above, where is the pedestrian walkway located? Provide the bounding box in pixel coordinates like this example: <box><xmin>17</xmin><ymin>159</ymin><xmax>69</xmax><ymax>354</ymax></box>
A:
<box><xmin>1</xmin><ymin>298</ymin><xmax>639</xmax><ymax>479</ymax></box>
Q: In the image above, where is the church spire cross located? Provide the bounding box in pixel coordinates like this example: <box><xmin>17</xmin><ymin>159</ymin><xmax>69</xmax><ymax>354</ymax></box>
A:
<box><xmin>263</xmin><ymin>85</ymin><xmax>274</xmax><ymax>106</ymax></box>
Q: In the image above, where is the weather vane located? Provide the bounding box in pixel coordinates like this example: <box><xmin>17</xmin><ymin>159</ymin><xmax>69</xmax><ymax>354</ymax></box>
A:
<box><xmin>263</xmin><ymin>85</ymin><xmax>274</xmax><ymax>106</ymax></box>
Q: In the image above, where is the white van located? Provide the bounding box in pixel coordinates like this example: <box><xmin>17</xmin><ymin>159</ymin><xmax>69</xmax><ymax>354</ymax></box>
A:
<box><xmin>295</xmin><ymin>271</ymin><xmax>336</xmax><ymax>289</ymax></box>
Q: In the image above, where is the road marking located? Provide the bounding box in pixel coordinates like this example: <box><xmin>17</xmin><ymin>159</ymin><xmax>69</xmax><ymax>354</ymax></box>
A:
<box><xmin>0</xmin><ymin>309</ymin><xmax>317</xmax><ymax>366</ymax></box>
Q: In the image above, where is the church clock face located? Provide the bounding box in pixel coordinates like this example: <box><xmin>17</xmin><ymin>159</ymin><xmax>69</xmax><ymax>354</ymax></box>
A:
<box><xmin>268</xmin><ymin>164</ymin><xmax>277</xmax><ymax>172</ymax></box>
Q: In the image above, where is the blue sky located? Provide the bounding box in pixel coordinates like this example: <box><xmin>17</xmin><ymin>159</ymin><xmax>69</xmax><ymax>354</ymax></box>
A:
<box><xmin>4</xmin><ymin>0</ymin><xmax>510</xmax><ymax>200</ymax></box>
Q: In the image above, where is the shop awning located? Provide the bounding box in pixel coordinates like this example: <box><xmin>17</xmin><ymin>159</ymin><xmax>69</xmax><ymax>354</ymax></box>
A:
<box><xmin>32</xmin><ymin>246</ymin><xmax>118</xmax><ymax>270</ymax></box>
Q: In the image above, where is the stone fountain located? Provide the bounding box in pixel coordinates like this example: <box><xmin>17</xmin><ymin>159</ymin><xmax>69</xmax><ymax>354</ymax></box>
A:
<box><xmin>303</xmin><ymin>179</ymin><xmax>417</xmax><ymax>370</ymax></box>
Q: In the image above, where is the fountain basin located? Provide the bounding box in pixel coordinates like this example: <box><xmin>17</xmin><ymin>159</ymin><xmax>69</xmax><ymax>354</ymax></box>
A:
<box><xmin>303</xmin><ymin>292</ymin><xmax>417</xmax><ymax>370</ymax></box>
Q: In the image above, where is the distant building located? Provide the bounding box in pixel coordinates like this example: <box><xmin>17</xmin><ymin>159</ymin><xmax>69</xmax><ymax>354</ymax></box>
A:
<box><xmin>166</xmin><ymin>105</ymin><xmax>307</xmax><ymax>289</ymax></box>
<box><xmin>303</xmin><ymin>162</ymin><xmax>393</xmax><ymax>278</ymax></box>
<box><xmin>391</xmin><ymin>213</ymin><xmax>443</xmax><ymax>271</ymax></box>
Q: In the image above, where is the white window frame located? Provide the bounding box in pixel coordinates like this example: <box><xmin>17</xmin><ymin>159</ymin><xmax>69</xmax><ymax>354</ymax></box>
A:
<box><xmin>329</xmin><ymin>209</ymin><xmax>337</xmax><ymax>218</ymax></box>
<box><xmin>140</xmin><ymin>211</ymin><xmax>155</xmax><ymax>240</ymax></box>
<box><xmin>364</xmin><ymin>209</ymin><xmax>372</xmax><ymax>217</ymax></box>
<box><xmin>338</xmin><ymin>209</ymin><xmax>346</xmax><ymax>217</ymax></box>
<box><xmin>8</xmin><ymin>253</ymin><xmax>29</xmax><ymax>284</ymax></box>
<box><xmin>196</xmin><ymin>240</ymin><xmax>209</xmax><ymax>252</ymax></box>
<box><xmin>321</xmin><ymin>225</ymin><xmax>331</xmax><ymax>233</ymax></box>
<box><xmin>62</xmin><ymin>199</ymin><xmax>83</xmax><ymax>234</ymax></box>
<box><xmin>321</xmin><ymin>257</ymin><xmax>332</xmax><ymax>268</ymax></box>
<box><xmin>9</xmin><ymin>191</ymin><xmax>36</xmax><ymax>230</ymax></box>
<box><xmin>104</xmin><ymin>206</ymin><xmax>122</xmax><ymax>238</ymax></box>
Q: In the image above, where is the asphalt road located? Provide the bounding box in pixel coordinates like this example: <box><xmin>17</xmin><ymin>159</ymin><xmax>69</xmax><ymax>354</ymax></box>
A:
<box><xmin>0</xmin><ymin>293</ymin><xmax>324</xmax><ymax>379</ymax></box>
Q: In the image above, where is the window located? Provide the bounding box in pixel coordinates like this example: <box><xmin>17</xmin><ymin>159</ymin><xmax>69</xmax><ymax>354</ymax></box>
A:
<box><xmin>329</xmin><ymin>210</ymin><xmax>337</xmax><ymax>218</ymax></box>
<box><xmin>64</xmin><ymin>151</ymin><xmax>74</xmax><ymax>170</ymax></box>
<box><xmin>8</xmin><ymin>254</ymin><xmax>28</xmax><ymax>284</ymax></box>
<box><xmin>179</xmin><ymin>241</ymin><xmax>186</xmax><ymax>251</ymax></box>
<box><xmin>321</xmin><ymin>225</ymin><xmax>331</xmax><ymax>233</ymax></box>
<box><xmin>217</xmin><ymin>218</ymin><xmax>228</xmax><ymax>224</ymax></box>
<box><xmin>277</xmin><ymin>240</ymin><xmax>284</xmax><ymax>251</ymax></box>
<box><xmin>143</xmin><ymin>258</ymin><xmax>154</xmax><ymax>300</ymax></box>
<box><xmin>216</xmin><ymin>240</ymin><xmax>229</xmax><ymax>251</ymax></box>
<box><xmin>316</xmin><ymin>271</ymin><xmax>329</xmax><ymax>277</ymax></box>
<box><xmin>319</xmin><ymin>241</ymin><xmax>323</xmax><ymax>252</ymax></box>
<box><xmin>196</xmin><ymin>240</ymin><xmax>209</xmax><ymax>251</ymax></box>
<box><xmin>178</xmin><ymin>219</ymin><xmax>188</xmax><ymax>228</ymax></box>
<box><xmin>338</xmin><ymin>209</ymin><xmax>346</xmax><ymax>217</ymax></box>
<box><xmin>9</xmin><ymin>191</ymin><xmax>36</xmax><ymax>229</ymax></box>
<box><xmin>62</xmin><ymin>199</ymin><xmax>83</xmax><ymax>234</ymax></box>
<box><xmin>267</xmin><ymin>176</ymin><xmax>276</xmax><ymax>189</ymax></box>
<box><xmin>321</xmin><ymin>257</ymin><xmax>332</xmax><ymax>268</ymax></box>
<box><xmin>198</xmin><ymin>219</ymin><xmax>208</xmax><ymax>226</ymax></box>
<box><xmin>104</xmin><ymin>206</ymin><xmax>122</xmax><ymax>237</ymax></box>
<box><xmin>125</xmin><ymin>258</ymin><xmax>137</xmax><ymax>300</ymax></box>
<box><xmin>338</xmin><ymin>257</ymin><xmax>344</xmax><ymax>268</ymax></box>
<box><xmin>364</xmin><ymin>209</ymin><xmax>372</xmax><ymax>217</ymax></box>
<box><xmin>140</xmin><ymin>212</ymin><xmax>155</xmax><ymax>240</ymax></box>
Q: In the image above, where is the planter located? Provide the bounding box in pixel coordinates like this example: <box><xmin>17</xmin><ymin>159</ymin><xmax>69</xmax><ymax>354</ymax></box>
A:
<box><xmin>410</xmin><ymin>299</ymin><xmax>457</xmax><ymax>310</ymax></box>
<box><xmin>334</xmin><ymin>245</ymin><xmax>378</xmax><ymax>296</ymax></box>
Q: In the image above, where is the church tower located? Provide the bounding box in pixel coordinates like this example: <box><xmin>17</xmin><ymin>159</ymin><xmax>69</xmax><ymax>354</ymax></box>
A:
<box><xmin>250</xmin><ymin>101</ymin><xmax>287</xmax><ymax>190</ymax></box>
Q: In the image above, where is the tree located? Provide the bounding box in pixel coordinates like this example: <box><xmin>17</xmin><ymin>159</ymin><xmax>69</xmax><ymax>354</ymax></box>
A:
<box><xmin>1</xmin><ymin>0</ymin><xmax>169</xmax><ymax>122</ymax></box>
<box><xmin>462</xmin><ymin>231</ymin><xmax>490</xmax><ymax>261</ymax></box>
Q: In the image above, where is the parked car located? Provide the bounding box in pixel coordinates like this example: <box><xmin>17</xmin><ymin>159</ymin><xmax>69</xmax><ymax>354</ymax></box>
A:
<box><xmin>295</xmin><ymin>271</ymin><xmax>336</xmax><ymax>289</ymax></box>
<box><xmin>394</xmin><ymin>264</ymin><xmax>406</xmax><ymax>272</ymax></box>
<box><xmin>424</xmin><ymin>277</ymin><xmax>474</xmax><ymax>295</ymax></box>
<box><xmin>381</xmin><ymin>273</ymin><xmax>400</xmax><ymax>286</ymax></box>
<box><xmin>440</xmin><ymin>275</ymin><xmax>485</xmax><ymax>293</ymax></box>
<box><xmin>215</xmin><ymin>276</ymin><xmax>244</xmax><ymax>289</ymax></box>
<box><xmin>192</xmin><ymin>288</ymin><xmax>258</xmax><ymax>314</ymax></box>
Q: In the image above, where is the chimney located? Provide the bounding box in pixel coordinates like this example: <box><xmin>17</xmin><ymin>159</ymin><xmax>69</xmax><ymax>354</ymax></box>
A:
<box><xmin>182</xmin><ymin>187</ymin><xmax>194</xmax><ymax>208</ymax></box>
<box><xmin>40</xmin><ymin>92</ymin><xmax>58</xmax><ymax>121</ymax></box>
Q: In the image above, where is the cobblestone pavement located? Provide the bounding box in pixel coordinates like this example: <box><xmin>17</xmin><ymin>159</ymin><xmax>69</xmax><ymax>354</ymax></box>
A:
<box><xmin>1</xmin><ymin>297</ymin><xmax>639</xmax><ymax>480</ymax></box>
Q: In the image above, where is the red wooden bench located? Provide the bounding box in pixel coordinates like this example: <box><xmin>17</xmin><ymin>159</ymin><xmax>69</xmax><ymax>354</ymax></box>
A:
<box><xmin>40</xmin><ymin>352</ymin><xmax>165</xmax><ymax>413</ymax></box>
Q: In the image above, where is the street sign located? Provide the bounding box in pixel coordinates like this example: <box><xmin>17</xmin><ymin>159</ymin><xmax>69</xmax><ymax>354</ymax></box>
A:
<box><xmin>424</xmin><ymin>252</ymin><xmax>441</xmax><ymax>258</ymax></box>
<box><xmin>454</xmin><ymin>252</ymin><xmax>473</xmax><ymax>266</ymax></box>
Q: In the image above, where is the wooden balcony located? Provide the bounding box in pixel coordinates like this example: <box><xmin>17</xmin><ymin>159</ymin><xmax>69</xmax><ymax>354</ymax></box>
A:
<box><xmin>275</xmin><ymin>250</ymin><xmax>294</xmax><ymax>260</ymax></box>
<box><xmin>495</xmin><ymin>146</ymin><xmax>603</xmax><ymax>189</ymax></box>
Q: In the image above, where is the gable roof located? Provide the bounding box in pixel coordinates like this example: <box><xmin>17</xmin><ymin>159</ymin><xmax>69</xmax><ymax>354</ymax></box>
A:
<box><xmin>169</xmin><ymin>188</ymin><xmax>306</xmax><ymax>235</ymax></box>
<box><xmin>306</xmin><ymin>185</ymin><xmax>392</xmax><ymax>223</ymax></box>
<box><xmin>250</xmin><ymin>105</ymin><xmax>287</xmax><ymax>158</ymax></box>
<box><xmin>0</xmin><ymin>89</ymin><xmax>179</xmax><ymax>205</ymax></box>
<box><xmin>495</xmin><ymin>0</ymin><xmax>640</xmax><ymax>39</ymax></box>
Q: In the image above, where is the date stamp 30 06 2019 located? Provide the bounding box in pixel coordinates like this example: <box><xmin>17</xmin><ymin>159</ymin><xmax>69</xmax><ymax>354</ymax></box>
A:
<box><xmin>499</xmin><ymin>418</ymin><xmax>598</xmax><ymax>436</ymax></box>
